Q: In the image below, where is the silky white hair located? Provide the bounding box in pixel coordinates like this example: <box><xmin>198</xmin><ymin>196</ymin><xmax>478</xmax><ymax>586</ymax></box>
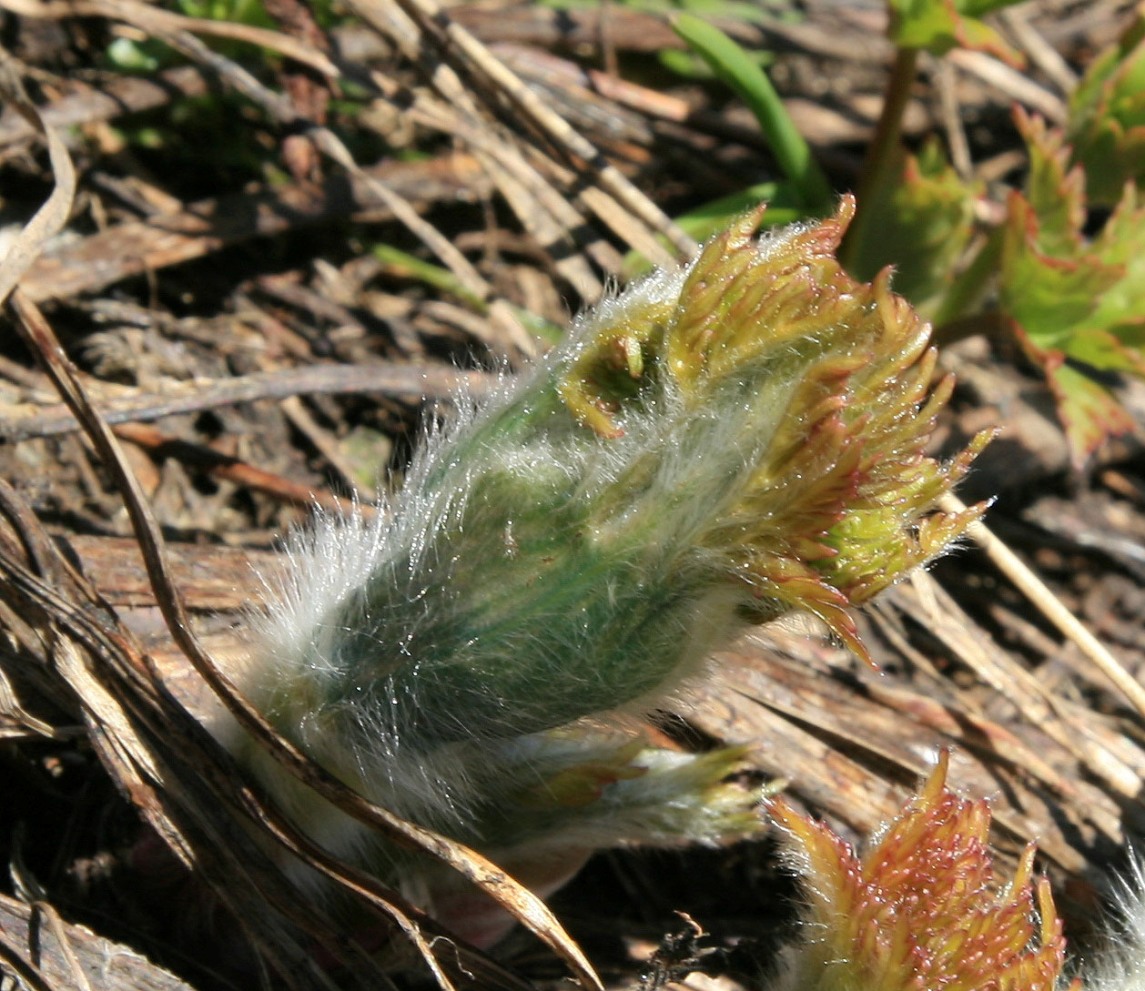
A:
<box><xmin>1080</xmin><ymin>856</ymin><xmax>1145</xmax><ymax>991</ymax></box>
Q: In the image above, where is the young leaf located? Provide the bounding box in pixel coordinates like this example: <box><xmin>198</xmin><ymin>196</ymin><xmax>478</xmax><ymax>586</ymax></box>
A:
<box><xmin>621</xmin><ymin>181</ymin><xmax>805</xmax><ymax>278</ymax></box>
<box><xmin>1068</xmin><ymin>9</ymin><xmax>1145</xmax><ymax>206</ymax></box>
<box><xmin>844</xmin><ymin>139</ymin><xmax>982</xmax><ymax>316</ymax></box>
<box><xmin>999</xmin><ymin>110</ymin><xmax>1145</xmax><ymax>465</ymax></box>
<box><xmin>886</xmin><ymin>0</ymin><xmax>1025</xmax><ymax>63</ymax></box>
<box><xmin>223</xmin><ymin>203</ymin><xmax>987</xmax><ymax>936</ymax></box>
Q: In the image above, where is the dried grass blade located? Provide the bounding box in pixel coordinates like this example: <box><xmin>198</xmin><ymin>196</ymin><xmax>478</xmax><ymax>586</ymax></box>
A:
<box><xmin>102</xmin><ymin>6</ymin><xmax>535</xmax><ymax>358</ymax></box>
<box><xmin>33</xmin><ymin>901</ymin><xmax>95</xmax><ymax>991</ymax></box>
<box><xmin>308</xmin><ymin>126</ymin><xmax>537</xmax><ymax>356</ymax></box>
<box><xmin>0</xmin><ymin>56</ymin><xmax>75</xmax><ymax>308</ymax></box>
<box><xmin>0</xmin><ymin>937</ymin><xmax>56</xmax><ymax>991</ymax></box>
<box><xmin>898</xmin><ymin>570</ymin><xmax>1141</xmax><ymax>798</ymax></box>
<box><xmin>356</xmin><ymin>0</ymin><xmax>694</xmax><ymax>260</ymax></box>
<box><xmin>5</xmin><ymin>297</ymin><xmax>475</xmax><ymax>988</ymax></box>
<box><xmin>941</xmin><ymin>492</ymin><xmax>1145</xmax><ymax>720</ymax></box>
<box><xmin>409</xmin><ymin>96</ymin><xmax>614</xmax><ymax>294</ymax></box>
<box><xmin>0</xmin><ymin>540</ymin><xmax>358</xmax><ymax>988</ymax></box>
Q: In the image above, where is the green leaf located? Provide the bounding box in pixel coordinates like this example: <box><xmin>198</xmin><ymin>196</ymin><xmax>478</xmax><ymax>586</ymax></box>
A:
<box><xmin>658</xmin><ymin>40</ymin><xmax>775</xmax><ymax>80</ymax></box>
<box><xmin>1006</xmin><ymin>164</ymin><xmax>1145</xmax><ymax>373</ymax></box>
<box><xmin>105</xmin><ymin>37</ymin><xmax>164</xmax><ymax>72</ymax></box>
<box><xmin>1018</xmin><ymin>109</ymin><xmax>1086</xmax><ymax>255</ymax></box>
<box><xmin>1000</xmin><ymin>190</ymin><xmax>1119</xmax><ymax>344</ymax></box>
<box><xmin>998</xmin><ymin>115</ymin><xmax>1145</xmax><ymax>464</ymax></box>
<box><xmin>887</xmin><ymin>0</ymin><xmax>1024</xmax><ymax>62</ymax></box>
<box><xmin>1074</xmin><ymin>188</ymin><xmax>1145</xmax><ymax>375</ymax></box>
<box><xmin>1040</xmin><ymin>356</ymin><xmax>1136</xmax><ymax>467</ymax></box>
<box><xmin>845</xmin><ymin>139</ymin><xmax>981</xmax><ymax>315</ymax></box>
<box><xmin>1068</xmin><ymin>9</ymin><xmax>1145</xmax><ymax>205</ymax></box>
<box><xmin>373</xmin><ymin>243</ymin><xmax>487</xmax><ymax>310</ymax></box>
<box><xmin>671</xmin><ymin>14</ymin><xmax>832</xmax><ymax>210</ymax></box>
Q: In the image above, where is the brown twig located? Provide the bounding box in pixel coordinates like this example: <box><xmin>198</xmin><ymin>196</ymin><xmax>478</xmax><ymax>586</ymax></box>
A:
<box><xmin>946</xmin><ymin>47</ymin><xmax>1067</xmax><ymax>123</ymax></box>
<box><xmin>0</xmin><ymin>362</ymin><xmax>497</xmax><ymax>442</ymax></box>
<box><xmin>0</xmin><ymin>51</ymin><xmax>77</xmax><ymax>309</ymax></box>
<box><xmin>0</xmin><ymin>65</ymin><xmax>211</xmax><ymax>147</ymax></box>
<box><xmin>942</xmin><ymin>492</ymin><xmax>1145</xmax><ymax>721</ymax></box>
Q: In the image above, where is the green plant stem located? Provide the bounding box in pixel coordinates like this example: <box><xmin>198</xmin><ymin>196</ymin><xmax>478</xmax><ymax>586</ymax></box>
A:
<box><xmin>672</xmin><ymin>14</ymin><xmax>832</xmax><ymax>211</ymax></box>
<box><xmin>842</xmin><ymin>46</ymin><xmax>920</xmax><ymax>269</ymax></box>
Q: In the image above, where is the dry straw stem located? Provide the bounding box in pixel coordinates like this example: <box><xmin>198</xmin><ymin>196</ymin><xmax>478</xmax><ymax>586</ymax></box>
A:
<box><xmin>0</xmin><ymin>891</ymin><xmax>196</xmax><ymax>991</ymax></box>
<box><xmin>0</xmin><ymin>549</ymin><xmax>400</xmax><ymax>989</ymax></box>
<box><xmin>307</xmin><ymin>124</ymin><xmax>538</xmax><ymax>356</ymax></box>
<box><xmin>375</xmin><ymin>0</ymin><xmax>694</xmax><ymax>254</ymax></box>
<box><xmin>0</xmin><ymin>52</ymin><xmax>75</xmax><ymax>305</ymax></box>
<box><xmin>946</xmin><ymin>46</ymin><xmax>1067</xmax><ymax>123</ymax></box>
<box><xmin>16</xmin><ymin>151</ymin><xmax>490</xmax><ymax>303</ymax></box>
<box><xmin>0</xmin><ymin>469</ymin><xmax>344</xmax><ymax>986</ymax></box>
<box><xmin>895</xmin><ymin>570</ymin><xmax>1142</xmax><ymax>805</ymax></box>
<box><xmin>112</xmin><ymin>420</ymin><xmax>375</xmax><ymax>513</ymax></box>
<box><xmin>400</xmin><ymin>79</ymin><xmax>617</xmax><ymax>294</ymax></box>
<box><xmin>0</xmin><ymin>934</ymin><xmax>58</xmax><ymax>991</ymax></box>
<box><xmin>0</xmin><ymin>64</ymin><xmax>211</xmax><ymax>146</ymax></box>
<box><xmin>362</xmin><ymin>0</ymin><xmax>619</xmax><ymax>291</ymax></box>
<box><xmin>50</xmin><ymin>0</ymin><xmax>536</xmax><ymax>357</ymax></box>
<box><xmin>348</xmin><ymin>0</ymin><xmax>695</xmax><ymax>264</ymax></box>
<box><xmin>940</xmin><ymin>492</ymin><xmax>1145</xmax><ymax>720</ymax></box>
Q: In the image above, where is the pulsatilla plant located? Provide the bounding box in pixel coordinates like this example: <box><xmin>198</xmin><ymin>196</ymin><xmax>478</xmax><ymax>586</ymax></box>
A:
<box><xmin>218</xmin><ymin>197</ymin><xmax>989</xmax><ymax>938</ymax></box>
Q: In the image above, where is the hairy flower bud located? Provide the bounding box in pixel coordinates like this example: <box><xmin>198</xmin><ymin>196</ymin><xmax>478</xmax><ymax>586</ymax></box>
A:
<box><xmin>220</xmin><ymin>197</ymin><xmax>988</xmax><ymax>934</ymax></box>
